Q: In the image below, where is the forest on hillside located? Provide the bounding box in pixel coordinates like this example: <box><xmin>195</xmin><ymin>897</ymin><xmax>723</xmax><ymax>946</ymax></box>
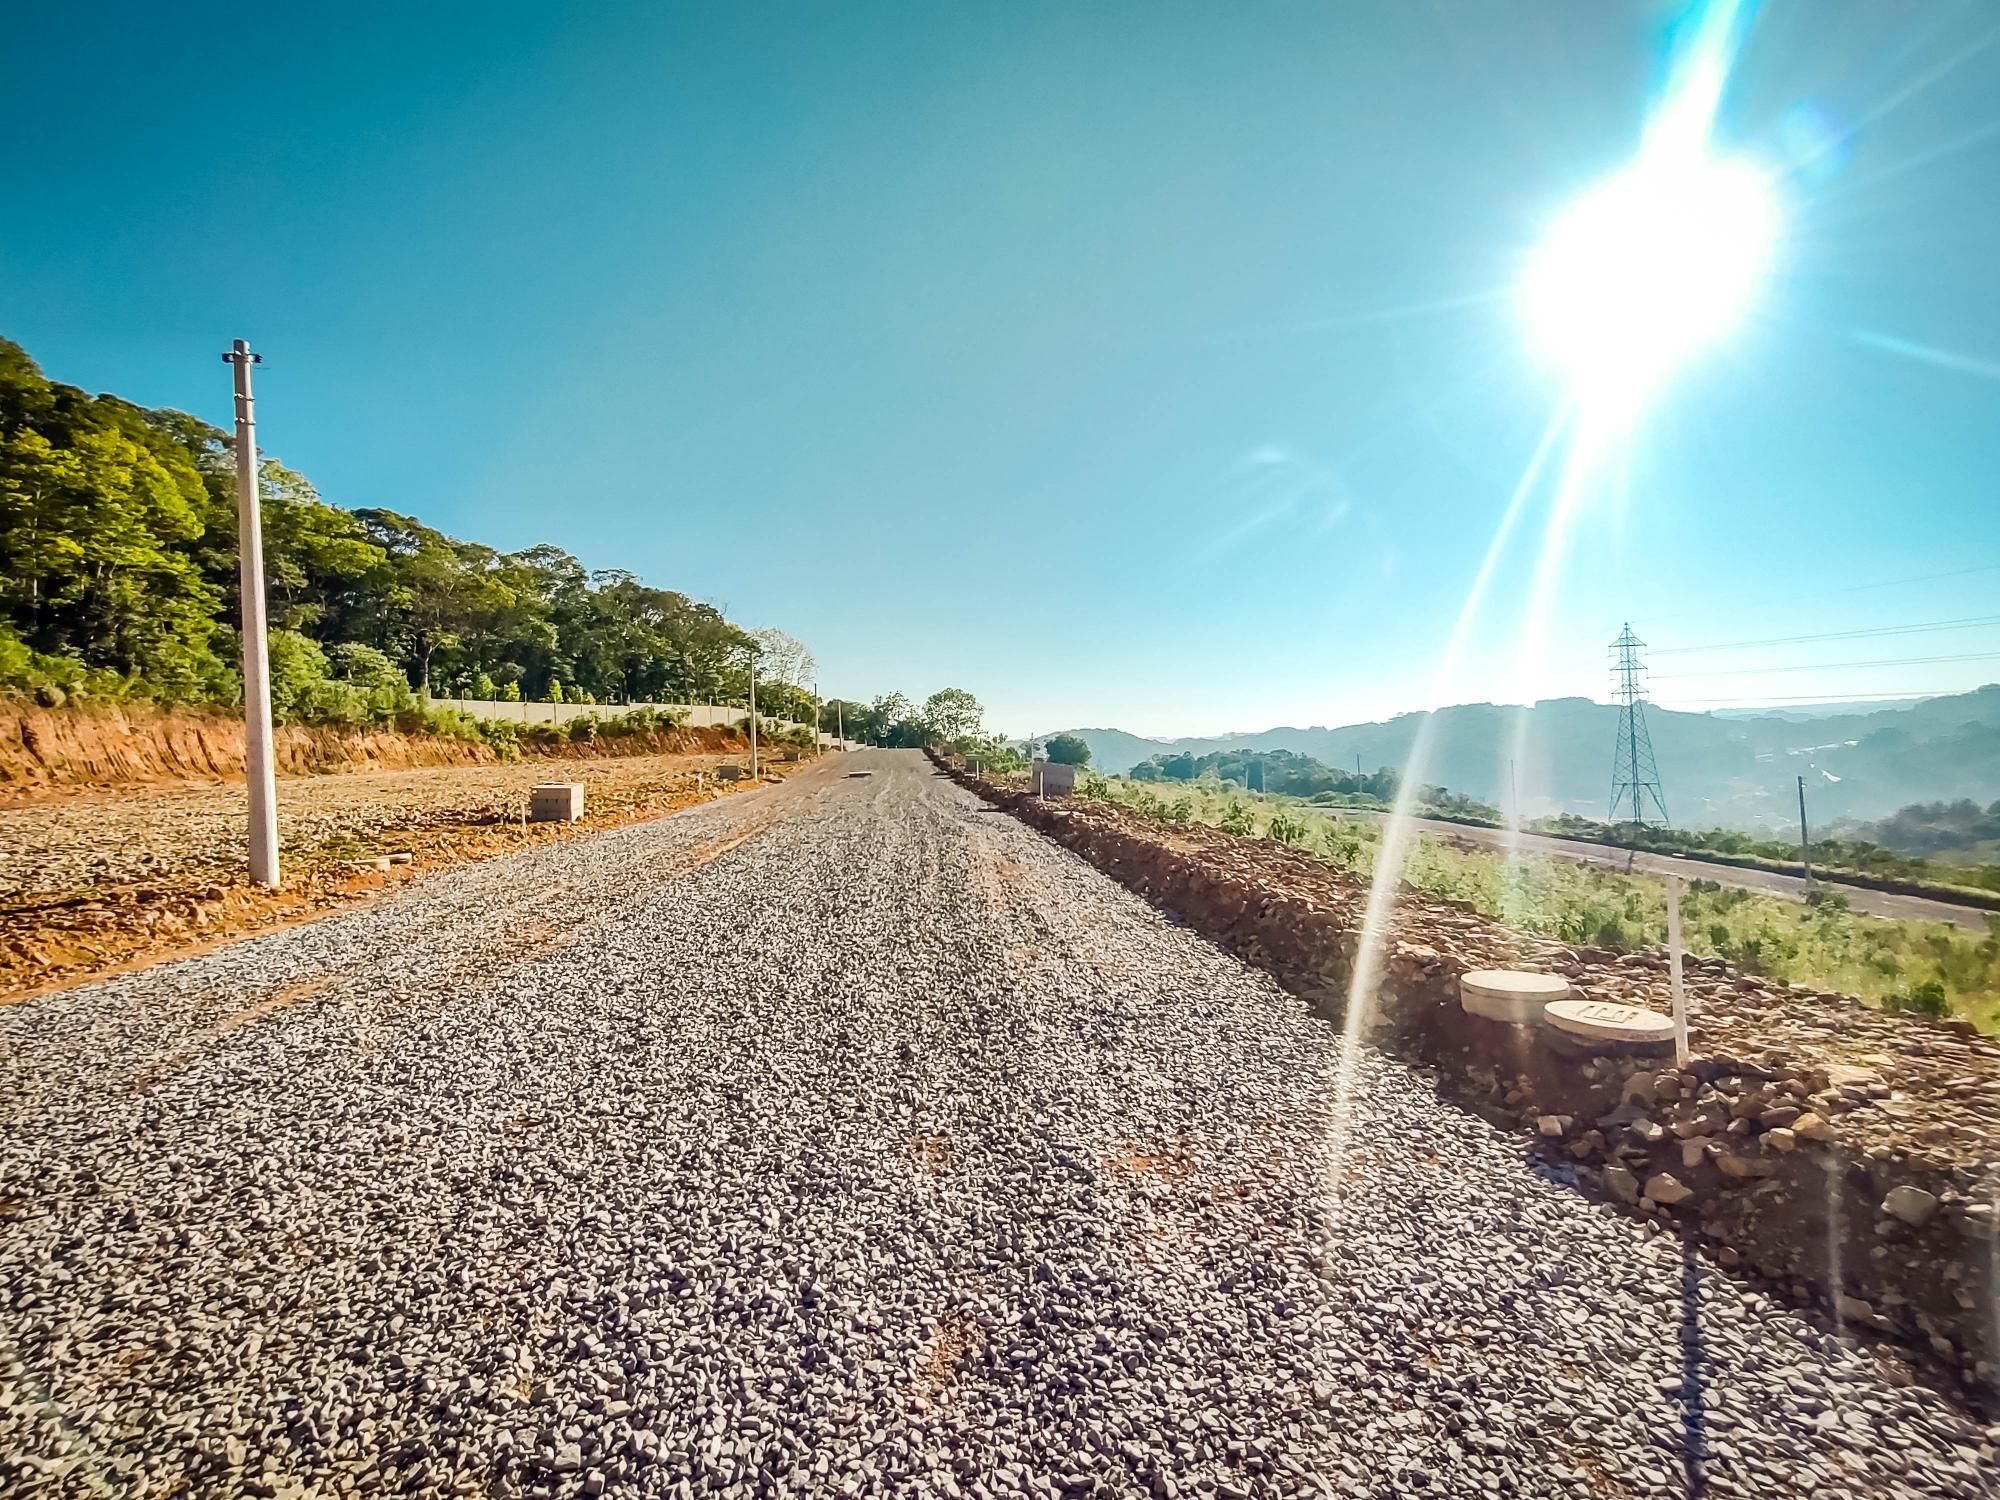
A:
<box><xmin>0</xmin><ymin>337</ymin><xmax>1019</xmax><ymax>759</ymax></box>
<box><xmin>0</xmin><ymin>337</ymin><xmax>797</xmax><ymax>716</ymax></box>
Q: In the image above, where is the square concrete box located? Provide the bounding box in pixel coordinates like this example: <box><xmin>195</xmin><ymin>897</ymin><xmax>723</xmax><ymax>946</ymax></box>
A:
<box><xmin>530</xmin><ymin>782</ymin><xmax>585</xmax><ymax>822</ymax></box>
<box><xmin>1031</xmin><ymin>760</ymin><xmax>1079</xmax><ymax>796</ymax></box>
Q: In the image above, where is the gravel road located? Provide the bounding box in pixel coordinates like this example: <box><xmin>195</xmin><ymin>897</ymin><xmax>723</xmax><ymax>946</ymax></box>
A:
<box><xmin>0</xmin><ymin>753</ymin><xmax>744</xmax><ymax>903</ymax></box>
<box><xmin>2</xmin><ymin>750</ymin><xmax>1993</xmax><ymax>1498</ymax></box>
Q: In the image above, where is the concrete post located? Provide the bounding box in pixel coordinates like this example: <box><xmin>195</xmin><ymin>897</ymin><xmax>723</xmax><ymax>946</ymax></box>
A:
<box><xmin>1664</xmin><ymin>873</ymin><xmax>1689</xmax><ymax>1067</ymax></box>
<box><xmin>225</xmin><ymin>340</ymin><xmax>279</xmax><ymax>888</ymax></box>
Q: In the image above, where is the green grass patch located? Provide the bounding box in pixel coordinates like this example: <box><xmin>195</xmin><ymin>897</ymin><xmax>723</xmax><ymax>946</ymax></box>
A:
<box><xmin>1088</xmin><ymin>774</ymin><xmax>2000</xmax><ymax>1033</ymax></box>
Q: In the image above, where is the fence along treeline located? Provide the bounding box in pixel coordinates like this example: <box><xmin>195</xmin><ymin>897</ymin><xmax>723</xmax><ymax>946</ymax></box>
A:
<box><xmin>0</xmin><ymin>337</ymin><xmax>782</xmax><ymax>715</ymax></box>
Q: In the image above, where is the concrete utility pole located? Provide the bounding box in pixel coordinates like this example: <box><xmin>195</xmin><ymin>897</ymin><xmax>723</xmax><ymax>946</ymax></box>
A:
<box><xmin>748</xmin><ymin>655</ymin><xmax>760</xmax><ymax>779</ymax></box>
<box><xmin>224</xmin><ymin>340</ymin><xmax>279</xmax><ymax>888</ymax></box>
<box><xmin>836</xmin><ymin>702</ymin><xmax>844</xmax><ymax>751</ymax></box>
<box><xmin>1797</xmin><ymin>775</ymin><xmax>1813</xmax><ymax>886</ymax></box>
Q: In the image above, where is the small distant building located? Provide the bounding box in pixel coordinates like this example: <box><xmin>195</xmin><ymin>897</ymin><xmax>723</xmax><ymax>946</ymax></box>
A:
<box><xmin>1031</xmin><ymin>759</ymin><xmax>1078</xmax><ymax>796</ymax></box>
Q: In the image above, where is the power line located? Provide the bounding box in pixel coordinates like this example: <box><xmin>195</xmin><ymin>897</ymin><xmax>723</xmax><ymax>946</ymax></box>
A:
<box><xmin>1651</xmin><ymin>613</ymin><xmax>2000</xmax><ymax>655</ymax></box>
<box><xmin>1649</xmin><ymin>560</ymin><xmax>2000</xmax><ymax>625</ymax></box>
<box><xmin>1659</xmin><ymin>689</ymin><xmax>1967</xmax><ymax>704</ymax></box>
<box><xmin>1651</xmin><ymin>650</ymin><xmax>2000</xmax><ymax>680</ymax></box>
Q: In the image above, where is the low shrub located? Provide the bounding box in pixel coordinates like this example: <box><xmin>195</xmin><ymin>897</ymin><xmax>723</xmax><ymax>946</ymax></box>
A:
<box><xmin>1267</xmin><ymin>810</ymin><xmax>1311</xmax><ymax>846</ymax></box>
<box><xmin>1884</xmin><ymin>979</ymin><xmax>1950</xmax><ymax>1018</ymax></box>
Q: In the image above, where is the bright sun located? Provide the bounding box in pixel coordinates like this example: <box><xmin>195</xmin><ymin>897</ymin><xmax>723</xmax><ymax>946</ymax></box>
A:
<box><xmin>1522</xmin><ymin>148</ymin><xmax>1779</xmax><ymax>407</ymax></box>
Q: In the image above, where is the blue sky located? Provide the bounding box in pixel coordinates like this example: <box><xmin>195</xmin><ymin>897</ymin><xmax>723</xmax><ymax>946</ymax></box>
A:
<box><xmin>4</xmin><ymin>2</ymin><xmax>1997</xmax><ymax>738</ymax></box>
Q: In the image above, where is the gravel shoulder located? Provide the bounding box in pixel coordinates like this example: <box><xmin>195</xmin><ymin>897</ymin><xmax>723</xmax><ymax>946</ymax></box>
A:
<box><xmin>0</xmin><ymin>752</ymin><xmax>760</xmax><ymax>902</ymax></box>
<box><xmin>0</xmin><ymin>749</ymin><xmax>785</xmax><ymax>1001</ymax></box>
<box><xmin>1</xmin><ymin>750</ymin><xmax>1993</xmax><ymax>1498</ymax></box>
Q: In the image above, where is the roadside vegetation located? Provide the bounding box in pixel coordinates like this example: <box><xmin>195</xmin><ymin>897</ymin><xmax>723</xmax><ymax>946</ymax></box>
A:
<box><xmin>1123</xmin><ymin>740</ymin><xmax>1998</xmax><ymax>902</ymax></box>
<box><xmin>1085</xmin><ymin>773</ymin><xmax>2000</xmax><ymax>1033</ymax></box>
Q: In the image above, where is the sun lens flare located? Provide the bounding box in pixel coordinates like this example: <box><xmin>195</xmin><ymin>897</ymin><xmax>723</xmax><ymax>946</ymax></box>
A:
<box><xmin>1522</xmin><ymin>148</ymin><xmax>1779</xmax><ymax>410</ymax></box>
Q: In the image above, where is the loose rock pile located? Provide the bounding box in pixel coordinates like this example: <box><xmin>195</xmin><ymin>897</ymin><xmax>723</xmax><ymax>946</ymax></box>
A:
<box><xmin>1</xmin><ymin>752</ymin><xmax>1994</xmax><ymax>1497</ymax></box>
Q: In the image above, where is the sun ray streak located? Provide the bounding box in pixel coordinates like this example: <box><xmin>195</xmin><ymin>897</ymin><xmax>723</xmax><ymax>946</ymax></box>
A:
<box><xmin>1817</xmin><ymin>20</ymin><xmax>2000</xmax><ymax>158</ymax></box>
<box><xmin>1323</xmin><ymin>404</ymin><xmax>1571</xmax><ymax>1190</ymax></box>
<box><xmin>1819</xmin><ymin>117</ymin><xmax>2000</xmax><ymax>202</ymax></box>
<box><xmin>1852</xmin><ymin>328</ymin><xmax>2000</xmax><ymax>383</ymax></box>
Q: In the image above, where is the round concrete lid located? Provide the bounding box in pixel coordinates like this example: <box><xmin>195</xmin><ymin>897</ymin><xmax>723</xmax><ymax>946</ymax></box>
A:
<box><xmin>1459</xmin><ymin>970</ymin><xmax>1570</xmax><ymax>1024</ymax></box>
<box><xmin>1461</xmin><ymin>969</ymin><xmax>1570</xmax><ymax>998</ymax></box>
<box><xmin>1543</xmin><ymin>998</ymin><xmax>1676</xmax><ymax>1043</ymax></box>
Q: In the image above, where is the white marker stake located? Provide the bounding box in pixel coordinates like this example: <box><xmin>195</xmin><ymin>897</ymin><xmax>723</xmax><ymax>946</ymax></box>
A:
<box><xmin>1664</xmin><ymin>873</ymin><xmax>1689</xmax><ymax>1067</ymax></box>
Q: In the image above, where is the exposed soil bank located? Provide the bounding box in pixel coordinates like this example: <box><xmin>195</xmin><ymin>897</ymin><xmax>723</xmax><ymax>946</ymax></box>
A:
<box><xmin>0</xmin><ymin>701</ymin><xmax>747</xmax><ymax>795</ymax></box>
<box><xmin>938</xmin><ymin>756</ymin><xmax>2000</xmax><ymax>1403</ymax></box>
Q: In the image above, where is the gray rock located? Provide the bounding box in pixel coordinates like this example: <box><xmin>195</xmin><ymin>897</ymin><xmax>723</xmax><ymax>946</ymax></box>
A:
<box><xmin>1881</xmin><ymin>1186</ymin><xmax>1939</xmax><ymax>1227</ymax></box>
<box><xmin>1602</xmin><ymin>1167</ymin><xmax>1639</xmax><ymax>1205</ymax></box>
<box><xmin>1644</xmin><ymin>1173</ymin><xmax>1695</xmax><ymax>1206</ymax></box>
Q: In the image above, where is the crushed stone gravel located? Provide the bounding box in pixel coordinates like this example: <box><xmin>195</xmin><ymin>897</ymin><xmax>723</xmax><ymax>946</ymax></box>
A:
<box><xmin>0</xmin><ymin>751</ymin><xmax>750</xmax><ymax>903</ymax></box>
<box><xmin>1</xmin><ymin>750</ymin><xmax>1993</xmax><ymax>1498</ymax></box>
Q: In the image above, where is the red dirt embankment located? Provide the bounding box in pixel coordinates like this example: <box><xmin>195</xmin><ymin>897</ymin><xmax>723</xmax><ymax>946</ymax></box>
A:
<box><xmin>0</xmin><ymin>701</ymin><xmax>740</xmax><ymax>797</ymax></box>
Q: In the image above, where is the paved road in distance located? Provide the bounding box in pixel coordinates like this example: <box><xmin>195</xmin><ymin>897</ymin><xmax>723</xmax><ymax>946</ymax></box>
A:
<box><xmin>1340</xmin><ymin>809</ymin><xmax>1995</xmax><ymax>931</ymax></box>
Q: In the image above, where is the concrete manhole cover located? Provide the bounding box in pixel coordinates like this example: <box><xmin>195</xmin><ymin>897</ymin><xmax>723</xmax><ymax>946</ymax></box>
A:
<box><xmin>1543</xmin><ymin>998</ymin><xmax>1675</xmax><ymax>1044</ymax></box>
<box><xmin>1459</xmin><ymin>969</ymin><xmax>1570</xmax><ymax>1024</ymax></box>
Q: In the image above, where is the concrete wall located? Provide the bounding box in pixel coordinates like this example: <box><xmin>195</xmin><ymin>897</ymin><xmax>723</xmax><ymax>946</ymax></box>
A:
<box><xmin>1030</xmin><ymin>760</ymin><xmax>1079</xmax><ymax>796</ymax></box>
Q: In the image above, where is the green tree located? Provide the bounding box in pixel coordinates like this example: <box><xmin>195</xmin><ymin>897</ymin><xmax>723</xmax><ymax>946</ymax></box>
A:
<box><xmin>922</xmin><ymin>687</ymin><xmax>983</xmax><ymax>745</ymax></box>
<box><xmin>0</xmin><ymin>332</ymin><xmax>876</xmax><ymax>723</ymax></box>
<box><xmin>1043</xmin><ymin>732</ymin><xmax>1092</xmax><ymax>766</ymax></box>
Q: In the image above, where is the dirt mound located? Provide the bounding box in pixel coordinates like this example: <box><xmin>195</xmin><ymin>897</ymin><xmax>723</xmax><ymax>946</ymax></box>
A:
<box><xmin>0</xmin><ymin>702</ymin><xmax>748</xmax><ymax>797</ymax></box>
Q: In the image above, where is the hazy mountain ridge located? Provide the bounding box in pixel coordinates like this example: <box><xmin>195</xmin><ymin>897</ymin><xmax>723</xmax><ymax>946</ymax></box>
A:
<box><xmin>1048</xmin><ymin>685</ymin><xmax>2000</xmax><ymax>831</ymax></box>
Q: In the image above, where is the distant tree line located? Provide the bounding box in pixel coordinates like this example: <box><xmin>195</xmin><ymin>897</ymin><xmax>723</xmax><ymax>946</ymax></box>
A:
<box><xmin>0</xmin><ymin>335</ymin><xmax>956</xmax><ymax>733</ymax></box>
<box><xmin>819</xmin><ymin>688</ymin><xmax>1022</xmax><ymax>768</ymax></box>
<box><xmin>1126</xmin><ymin>746</ymin><xmax>1500</xmax><ymax>822</ymax></box>
<box><xmin>1538</xmin><ymin>798</ymin><xmax>2000</xmax><ymax>896</ymax></box>
<box><xmin>0</xmin><ymin>337</ymin><xmax>779</xmax><ymax>711</ymax></box>
<box><xmin>1129</xmin><ymin>746</ymin><xmax>1396</xmax><ymax>799</ymax></box>
<box><xmin>1849</xmin><ymin>799</ymin><xmax>2000</xmax><ymax>860</ymax></box>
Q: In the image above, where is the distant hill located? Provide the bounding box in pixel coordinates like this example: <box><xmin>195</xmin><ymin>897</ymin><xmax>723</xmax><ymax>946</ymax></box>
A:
<box><xmin>1046</xmin><ymin>685</ymin><xmax>2000</xmax><ymax>832</ymax></box>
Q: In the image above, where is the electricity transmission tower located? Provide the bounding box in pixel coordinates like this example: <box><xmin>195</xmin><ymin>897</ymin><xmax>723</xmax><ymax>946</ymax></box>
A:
<box><xmin>1608</xmin><ymin>623</ymin><xmax>1669</xmax><ymax>827</ymax></box>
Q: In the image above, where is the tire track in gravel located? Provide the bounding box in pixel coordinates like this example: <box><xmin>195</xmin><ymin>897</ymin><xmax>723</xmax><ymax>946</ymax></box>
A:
<box><xmin>0</xmin><ymin>751</ymin><xmax>1993</xmax><ymax>1500</ymax></box>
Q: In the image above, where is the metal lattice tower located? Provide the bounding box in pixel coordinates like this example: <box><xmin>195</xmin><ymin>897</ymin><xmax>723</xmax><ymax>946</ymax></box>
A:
<box><xmin>1608</xmin><ymin>623</ymin><xmax>1670</xmax><ymax>827</ymax></box>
